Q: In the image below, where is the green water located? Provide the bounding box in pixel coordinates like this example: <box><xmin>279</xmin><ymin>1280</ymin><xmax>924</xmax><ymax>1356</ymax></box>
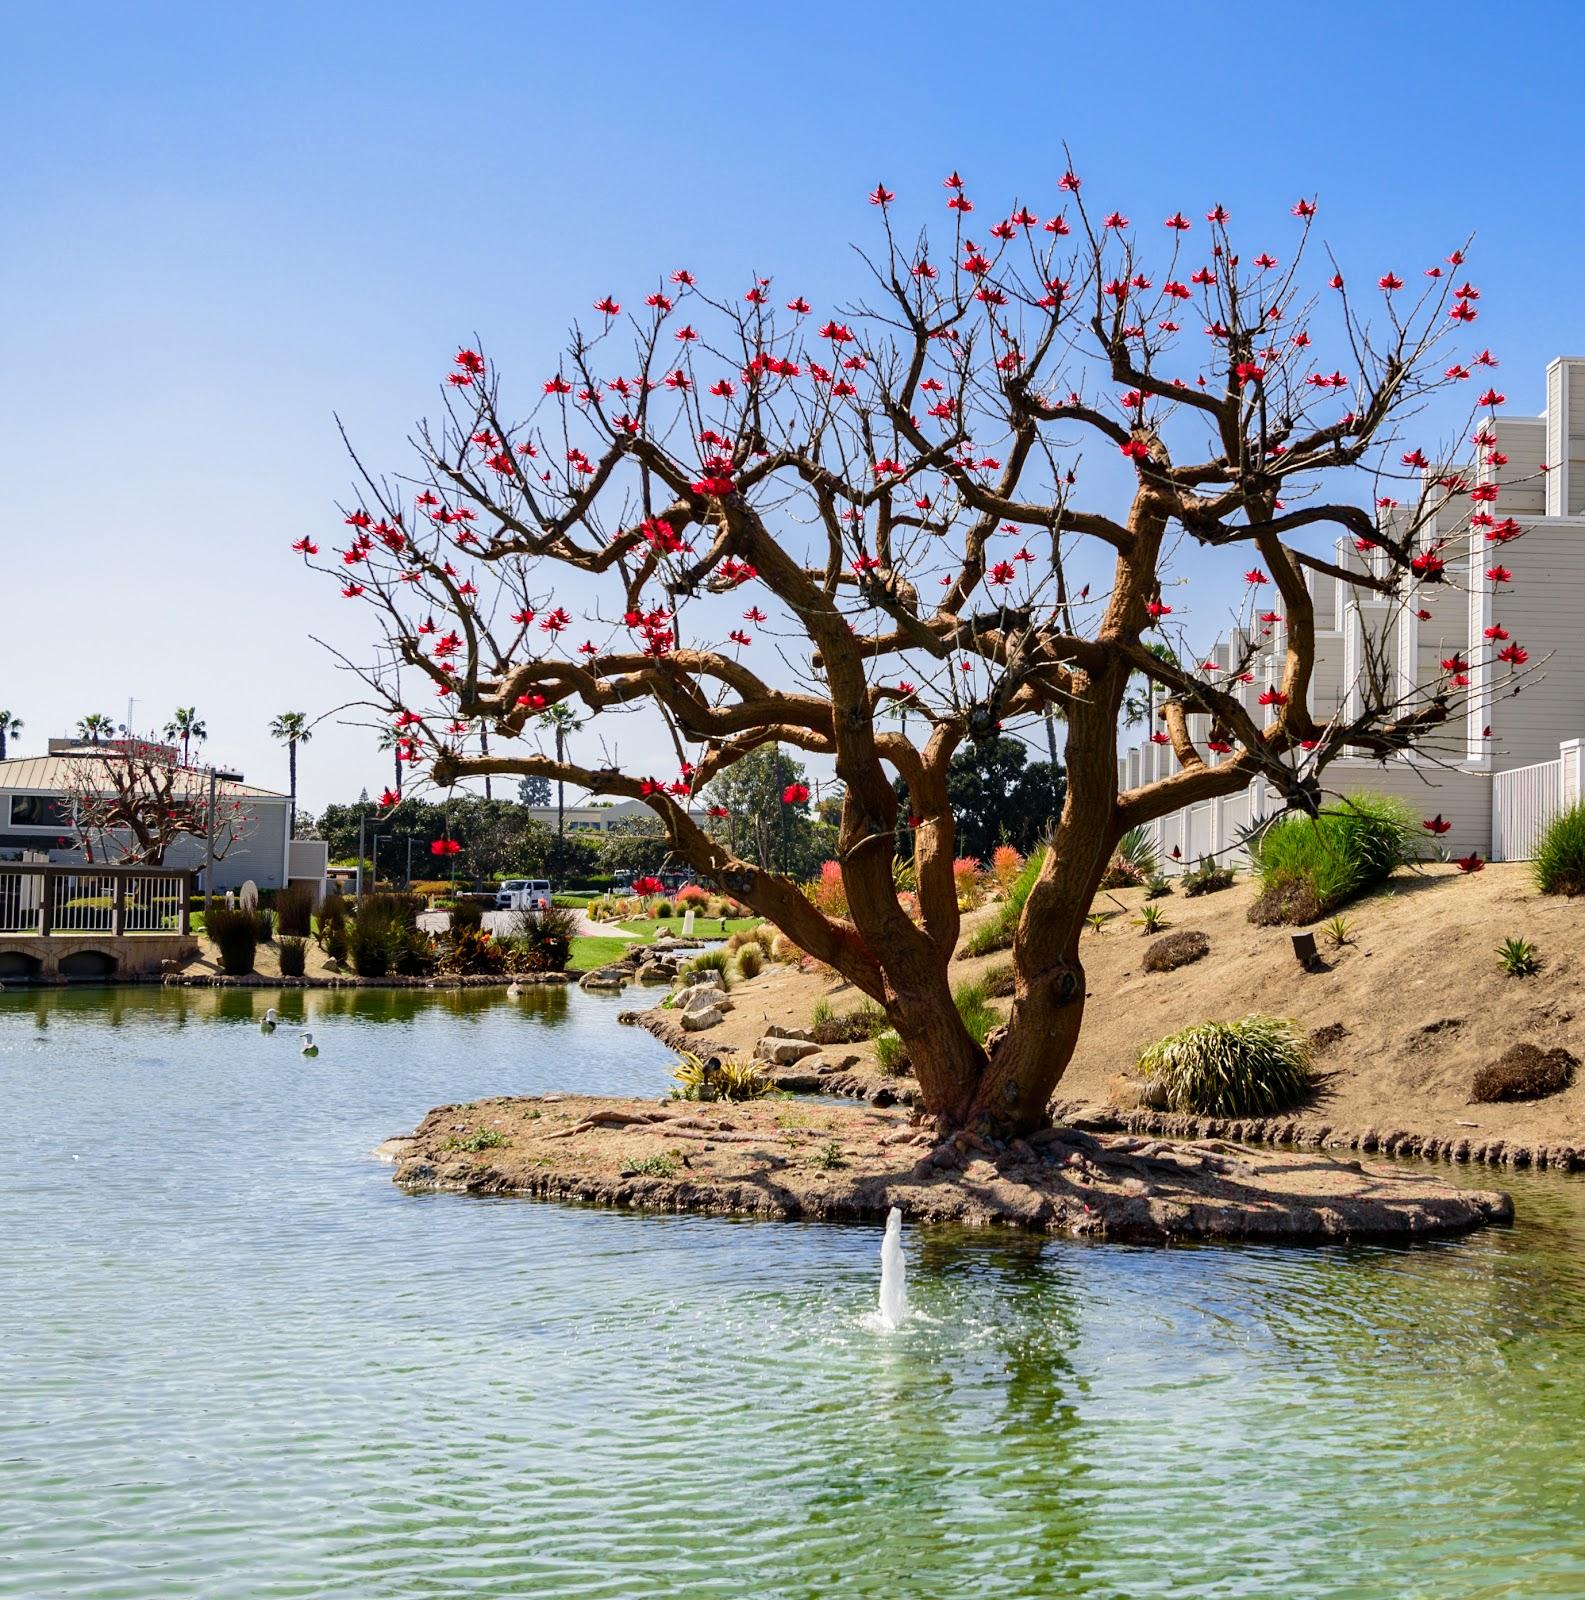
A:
<box><xmin>2</xmin><ymin>985</ymin><xmax>1583</xmax><ymax>1599</ymax></box>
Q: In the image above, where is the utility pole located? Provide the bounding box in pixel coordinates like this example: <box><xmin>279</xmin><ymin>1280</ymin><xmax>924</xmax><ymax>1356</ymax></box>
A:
<box><xmin>201</xmin><ymin>764</ymin><xmax>244</xmax><ymax>916</ymax></box>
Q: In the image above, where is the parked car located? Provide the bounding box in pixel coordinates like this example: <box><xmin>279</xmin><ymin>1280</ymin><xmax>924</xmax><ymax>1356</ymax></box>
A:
<box><xmin>497</xmin><ymin>879</ymin><xmax>552</xmax><ymax>912</ymax></box>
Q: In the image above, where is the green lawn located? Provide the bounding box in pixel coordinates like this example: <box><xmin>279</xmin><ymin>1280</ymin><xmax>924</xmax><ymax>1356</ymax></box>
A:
<box><xmin>568</xmin><ymin>915</ymin><xmax>763</xmax><ymax>971</ymax></box>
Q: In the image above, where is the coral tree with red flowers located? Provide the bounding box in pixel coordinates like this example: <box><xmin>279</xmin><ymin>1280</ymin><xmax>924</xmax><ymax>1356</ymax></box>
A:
<box><xmin>302</xmin><ymin>172</ymin><xmax>1536</xmax><ymax>1136</ymax></box>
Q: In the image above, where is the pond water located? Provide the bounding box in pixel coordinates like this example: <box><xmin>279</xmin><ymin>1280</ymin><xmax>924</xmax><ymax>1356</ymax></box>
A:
<box><xmin>2</xmin><ymin>985</ymin><xmax>1583</xmax><ymax>1599</ymax></box>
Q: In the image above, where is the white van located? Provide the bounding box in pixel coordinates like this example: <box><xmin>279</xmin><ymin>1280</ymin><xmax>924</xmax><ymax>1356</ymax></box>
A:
<box><xmin>497</xmin><ymin>879</ymin><xmax>552</xmax><ymax>912</ymax></box>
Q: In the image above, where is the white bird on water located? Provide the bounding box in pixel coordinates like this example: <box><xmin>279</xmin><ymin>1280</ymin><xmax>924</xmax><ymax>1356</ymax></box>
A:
<box><xmin>506</xmin><ymin>980</ymin><xmax>522</xmax><ymax>998</ymax></box>
<box><xmin>260</xmin><ymin>1007</ymin><xmax>278</xmax><ymax>1035</ymax></box>
<box><xmin>299</xmin><ymin>1030</ymin><xmax>319</xmax><ymax>1058</ymax></box>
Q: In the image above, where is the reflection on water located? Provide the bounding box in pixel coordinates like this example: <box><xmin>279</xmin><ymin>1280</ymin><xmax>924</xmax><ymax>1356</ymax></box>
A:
<box><xmin>2</xmin><ymin>986</ymin><xmax>1584</xmax><ymax>1599</ymax></box>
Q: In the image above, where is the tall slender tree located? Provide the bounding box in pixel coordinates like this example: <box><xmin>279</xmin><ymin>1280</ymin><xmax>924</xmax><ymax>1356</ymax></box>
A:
<box><xmin>163</xmin><ymin>707</ymin><xmax>207</xmax><ymax>765</ymax></box>
<box><xmin>0</xmin><ymin>709</ymin><xmax>22</xmax><ymax>761</ymax></box>
<box><xmin>268</xmin><ymin>711</ymin><xmax>313</xmax><ymax>833</ymax></box>
<box><xmin>537</xmin><ymin>703</ymin><xmax>583</xmax><ymax>849</ymax></box>
<box><xmin>376</xmin><ymin>725</ymin><xmax>404</xmax><ymax>798</ymax></box>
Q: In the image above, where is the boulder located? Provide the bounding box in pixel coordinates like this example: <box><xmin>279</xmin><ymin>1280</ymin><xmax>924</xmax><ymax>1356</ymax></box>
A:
<box><xmin>680</xmin><ymin>1005</ymin><xmax>724</xmax><ymax>1032</ymax></box>
<box><xmin>634</xmin><ymin>961</ymin><xmax>673</xmax><ymax>983</ymax></box>
<box><xmin>580</xmin><ymin>967</ymin><xmax>628</xmax><ymax>991</ymax></box>
<box><xmin>763</xmin><ymin>1024</ymin><xmax>815</xmax><ymax>1043</ymax></box>
<box><xmin>671</xmin><ymin>981</ymin><xmax>723</xmax><ymax>1012</ymax></box>
<box><xmin>757</xmin><ymin>1036</ymin><xmax>820</xmax><ymax>1066</ymax></box>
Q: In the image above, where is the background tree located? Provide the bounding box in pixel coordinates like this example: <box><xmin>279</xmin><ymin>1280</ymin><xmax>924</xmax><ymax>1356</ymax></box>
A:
<box><xmin>62</xmin><ymin>745</ymin><xmax>253</xmax><ymax>865</ymax></box>
<box><xmin>0</xmin><ymin>709</ymin><xmax>21</xmax><ymax>761</ymax></box>
<box><xmin>375</xmin><ymin>725</ymin><xmax>405</xmax><ymax>797</ymax></box>
<box><xmin>517</xmin><ymin>774</ymin><xmax>553</xmax><ymax>807</ymax></box>
<box><xmin>268</xmin><ymin>711</ymin><xmax>313</xmax><ymax>834</ymax></box>
<box><xmin>311</xmin><ymin>173</ymin><xmax>1522</xmax><ymax>1135</ymax></box>
<box><xmin>942</xmin><ymin>736</ymin><xmax>1065</xmax><ymax>859</ymax></box>
<box><xmin>76</xmin><ymin>713</ymin><xmax>113</xmax><ymax>745</ymax></box>
<box><xmin>163</xmin><ymin>707</ymin><xmax>207</xmax><ymax>766</ymax></box>
<box><xmin>538</xmin><ymin>703</ymin><xmax>583</xmax><ymax>849</ymax></box>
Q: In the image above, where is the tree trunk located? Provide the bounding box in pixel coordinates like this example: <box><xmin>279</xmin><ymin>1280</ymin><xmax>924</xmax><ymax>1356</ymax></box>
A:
<box><xmin>288</xmin><ymin>741</ymin><xmax>298</xmax><ymax>839</ymax></box>
<box><xmin>480</xmin><ymin>725</ymin><xmax>492</xmax><ymax>800</ymax></box>
<box><xmin>394</xmin><ymin>748</ymin><xmax>402</xmax><ymax>797</ymax></box>
<box><xmin>555</xmin><ymin>730</ymin><xmax>565</xmax><ymax>847</ymax></box>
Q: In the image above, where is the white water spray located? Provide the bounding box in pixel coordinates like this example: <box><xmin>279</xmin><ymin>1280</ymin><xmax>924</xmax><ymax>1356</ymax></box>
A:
<box><xmin>876</xmin><ymin>1206</ymin><xmax>908</xmax><ymax>1330</ymax></box>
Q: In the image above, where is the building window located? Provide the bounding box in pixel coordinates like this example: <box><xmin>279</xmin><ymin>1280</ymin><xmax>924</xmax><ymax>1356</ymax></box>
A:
<box><xmin>9</xmin><ymin>795</ymin><xmax>72</xmax><ymax>829</ymax></box>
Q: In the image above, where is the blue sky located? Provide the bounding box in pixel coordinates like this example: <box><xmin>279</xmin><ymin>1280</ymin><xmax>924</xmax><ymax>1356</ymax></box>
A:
<box><xmin>3</xmin><ymin>0</ymin><xmax>1579</xmax><ymax>810</ymax></box>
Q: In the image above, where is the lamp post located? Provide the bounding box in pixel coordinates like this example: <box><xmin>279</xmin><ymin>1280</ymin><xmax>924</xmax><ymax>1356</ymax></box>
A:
<box><xmin>202</xmin><ymin>765</ymin><xmax>245</xmax><ymax>917</ymax></box>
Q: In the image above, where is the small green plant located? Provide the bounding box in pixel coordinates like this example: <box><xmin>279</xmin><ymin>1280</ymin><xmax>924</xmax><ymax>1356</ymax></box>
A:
<box><xmin>811</xmin><ymin>1140</ymin><xmax>844</xmax><ymax>1170</ymax></box>
<box><xmin>277</xmin><ymin>936</ymin><xmax>307</xmax><ymax>978</ymax></box>
<box><xmin>1533</xmin><ymin>802</ymin><xmax>1585</xmax><ymax>897</ymax></box>
<box><xmin>1137</xmin><ymin>1015</ymin><xmax>1315</xmax><ymax>1116</ymax></box>
<box><xmin>736</xmin><ymin>942</ymin><xmax>763</xmax><ymax>979</ymax></box>
<box><xmin>670</xmin><ymin>1051</ymin><xmax>773</xmax><ymax>1101</ymax></box>
<box><xmin>1144</xmin><ymin>874</ymin><xmax>1173</xmax><ymax>900</ymax></box>
<box><xmin>1116</xmin><ymin>825</ymin><xmax>1159</xmax><ymax>877</ymax></box>
<box><xmin>445</xmin><ymin>1128</ymin><xmax>507</xmax><ymax>1152</ymax></box>
<box><xmin>1133</xmin><ymin>904</ymin><xmax>1169</xmax><ymax>935</ymax></box>
<box><xmin>1497</xmin><ymin>936</ymin><xmax>1539</xmax><ymax>977</ymax></box>
<box><xmin>1086</xmin><ymin>911</ymin><xmax>1109</xmax><ymax>933</ymax></box>
<box><xmin>873</xmin><ymin>1030</ymin><xmax>911</xmax><ymax>1076</ymax></box>
<box><xmin>1323</xmin><ymin>915</ymin><xmax>1354</xmax><ymax>948</ymax></box>
<box><xmin>629</xmin><ymin>1153</ymin><xmax>680</xmax><ymax>1178</ymax></box>
<box><xmin>1181</xmin><ymin>856</ymin><xmax>1238</xmax><ymax>897</ymax></box>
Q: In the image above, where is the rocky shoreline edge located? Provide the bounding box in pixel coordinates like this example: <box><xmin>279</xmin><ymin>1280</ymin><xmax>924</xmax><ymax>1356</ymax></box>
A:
<box><xmin>623</xmin><ymin>1005</ymin><xmax>1583</xmax><ymax>1176</ymax></box>
<box><xmin>380</xmin><ymin>1093</ymin><xmax>1512</xmax><ymax>1244</ymax></box>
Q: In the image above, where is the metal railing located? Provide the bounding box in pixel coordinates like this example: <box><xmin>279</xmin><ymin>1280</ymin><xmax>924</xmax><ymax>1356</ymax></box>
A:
<box><xmin>1492</xmin><ymin>759</ymin><xmax>1563</xmax><ymax>862</ymax></box>
<box><xmin>0</xmin><ymin>863</ymin><xmax>192</xmax><ymax>937</ymax></box>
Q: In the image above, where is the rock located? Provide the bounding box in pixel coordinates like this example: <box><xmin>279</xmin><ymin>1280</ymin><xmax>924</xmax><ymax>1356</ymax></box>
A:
<box><xmin>770</xmin><ymin>1069</ymin><xmax>824</xmax><ymax>1093</ymax></box>
<box><xmin>670</xmin><ymin>982</ymin><xmax>721</xmax><ymax>1011</ymax></box>
<box><xmin>757</xmin><ymin>1036</ymin><xmax>820</xmax><ymax>1066</ymax></box>
<box><xmin>580</xmin><ymin>967</ymin><xmax>628</xmax><ymax>991</ymax></box>
<box><xmin>763</xmin><ymin>1024</ymin><xmax>815</xmax><ymax>1043</ymax></box>
<box><xmin>634</xmin><ymin>961</ymin><xmax>673</xmax><ymax>983</ymax></box>
<box><xmin>680</xmin><ymin>1005</ymin><xmax>724</xmax><ymax>1031</ymax></box>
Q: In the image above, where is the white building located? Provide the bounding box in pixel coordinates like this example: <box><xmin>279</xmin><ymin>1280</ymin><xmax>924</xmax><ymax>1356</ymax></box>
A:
<box><xmin>524</xmin><ymin>797</ymin><xmax>709</xmax><ymax>834</ymax></box>
<box><xmin>0</xmin><ymin>742</ymin><xmax>326</xmax><ymax>895</ymax></box>
<box><xmin>1123</xmin><ymin>355</ymin><xmax>1585</xmax><ymax>867</ymax></box>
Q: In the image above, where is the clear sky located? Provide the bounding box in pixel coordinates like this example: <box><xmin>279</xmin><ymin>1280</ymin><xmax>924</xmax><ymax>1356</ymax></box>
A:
<box><xmin>4</xmin><ymin>0</ymin><xmax>1579</xmax><ymax>811</ymax></box>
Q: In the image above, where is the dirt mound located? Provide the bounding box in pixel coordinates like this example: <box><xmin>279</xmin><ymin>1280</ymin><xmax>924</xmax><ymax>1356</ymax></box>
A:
<box><xmin>1142</xmin><ymin>929</ymin><xmax>1210</xmax><ymax>973</ymax></box>
<box><xmin>1472</xmin><ymin>1043</ymin><xmax>1577</xmax><ymax>1103</ymax></box>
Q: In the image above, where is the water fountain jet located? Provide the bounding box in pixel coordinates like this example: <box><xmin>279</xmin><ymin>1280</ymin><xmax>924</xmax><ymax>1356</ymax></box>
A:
<box><xmin>876</xmin><ymin>1206</ymin><xmax>908</xmax><ymax>1330</ymax></box>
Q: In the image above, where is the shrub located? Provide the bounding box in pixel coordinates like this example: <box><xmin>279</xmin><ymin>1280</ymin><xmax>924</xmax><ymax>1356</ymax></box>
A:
<box><xmin>514</xmin><ymin>904</ymin><xmax>576</xmax><ymax>971</ymax></box>
<box><xmin>440</xmin><ymin>926</ymin><xmax>506</xmax><ymax>975</ymax></box>
<box><xmin>1116</xmin><ymin>826</ymin><xmax>1159</xmax><ymax>877</ymax></box>
<box><xmin>351</xmin><ymin>892</ymin><xmax>431</xmax><ymax>977</ymax></box>
<box><xmin>206</xmin><ymin>907</ymin><xmax>258</xmax><ymax>976</ymax></box>
<box><xmin>252</xmin><ymin>908</ymin><xmax>275</xmax><ymax>944</ymax></box>
<box><xmin>873</xmin><ymin>1030</ymin><xmax>911</xmax><ymax>1076</ymax></box>
<box><xmin>982</xmin><ymin>961</ymin><xmax>1016</xmax><ymax>998</ymax></box>
<box><xmin>812</xmin><ymin>1004</ymin><xmax>888</xmax><ymax>1045</ymax></box>
<box><xmin>1144</xmin><ymin>874</ymin><xmax>1173</xmax><ymax>900</ymax></box>
<box><xmin>953</xmin><ymin>857</ymin><xmax>984</xmax><ymax>909</ymax></box>
<box><xmin>953</xmin><ymin>979</ymin><xmax>998</xmax><ymax>1047</ymax></box>
<box><xmin>809</xmin><ymin>859</ymin><xmax>849</xmax><ymax>917</ymax></box>
<box><xmin>650</xmin><ymin>898</ymin><xmax>674</xmax><ymax>919</ymax></box>
<box><xmin>675</xmin><ymin>883</ymin><xmax>711</xmax><ymax>906</ymax></box>
<box><xmin>277</xmin><ymin>936</ymin><xmax>308</xmax><ymax>978</ymax></box>
<box><xmin>316</xmin><ymin>895</ymin><xmax>350</xmax><ymax>964</ymax></box>
<box><xmin>1142</xmin><ymin>929</ymin><xmax>1210</xmax><ymax>973</ymax></box>
<box><xmin>1471</xmin><ymin>1043</ymin><xmax>1577</xmax><ymax>1103</ymax></box>
<box><xmin>670</xmin><ymin>1051</ymin><xmax>773</xmax><ymax>1101</ymax></box>
<box><xmin>964</xmin><ymin>846</ymin><xmax>1046</xmax><ymax>957</ymax></box>
<box><xmin>1533</xmin><ymin>802</ymin><xmax>1585</xmax><ymax>897</ymax></box>
<box><xmin>1137</xmin><ymin>1015</ymin><xmax>1314</xmax><ymax>1116</ymax></box>
<box><xmin>1181</xmin><ymin>856</ymin><xmax>1238</xmax><ymax>897</ymax></box>
<box><xmin>736</xmin><ymin>943</ymin><xmax>763</xmax><ymax>978</ymax></box>
<box><xmin>685</xmin><ymin>949</ymin><xmax>733</xmax><ymax>988</ymax></box>
<box><xmin>991</xmin><ymin>844</ymin><xmax>1023</xmax><ymax>896</ymax></box>
<box><xmin>450</xmin><ymin>897</ymin><xmax>484</xmax><ymax>933</ymax></box>
<box><xmin>276</xmin><ymin>884</ymin><xmax>314</xmax><ymax>937</ymax></box>
<box><xmin>770</xmin><ymin>933</ymin><xmax>799</xmax><ymax>963</ymax></box>
<box><xmin>1248</xmin><ymin>792</ymin><xmax>1415</xmax><ymax>925</ymax></box>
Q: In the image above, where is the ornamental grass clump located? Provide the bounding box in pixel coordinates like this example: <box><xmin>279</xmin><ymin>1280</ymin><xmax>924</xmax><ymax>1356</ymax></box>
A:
<box><xmin>205</xmin><ymin>907</ymin><xmax>258</xmax><ymax>976</ymax></box>
<box><xmin>670</xmin><ymin>1051</ymin><xmax>773</xmax><ymax>1102</ymax></box>
<box><xmin>1533</xmin><ymin>802</ymin><xmax>1585</xmax><ymax>897</ymax></box>
<box><xmin>1137</xmin><ymin>1015</ymin><xmax>1315</xmax><ymax>1117</ymax></box>
<box><xmin>1248</xmin><ymin>792</ymin><xmax>1415</xmax><ymax>926</ymax></box>
<box><xmin>964</xmin><ymin>845</ymin><xmax>1046</xmax><ymax>957</ymax></box>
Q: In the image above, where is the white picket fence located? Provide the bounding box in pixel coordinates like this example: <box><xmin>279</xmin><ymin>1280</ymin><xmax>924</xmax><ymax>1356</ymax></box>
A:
<box><xmin>1492</xmin><ymin>739</ymin><xmax>1583</xmax><ymax>861</ymax></box>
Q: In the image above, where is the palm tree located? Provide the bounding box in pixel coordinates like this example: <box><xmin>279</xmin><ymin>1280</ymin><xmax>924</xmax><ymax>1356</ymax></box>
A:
<box><xmin>538</xmin><ymin>703</ymin><xmax>583</xmax><ymax>848</ymax></box>
<box><xmin>268</xmin><ymin>712</ymin><xmax>313</xmax><ymax>834</ymax></box>
<box><xmin>0</xmin><ymin>709</ymin><xmax>21</xmax><ymax>761</ymax></box>
<box><xmin>479</xmin><ymin>722</ymin><xmax>493</xmax><ymax>801</ymax></box>
<box><xmin>76</xmin><ymin>712</ymin><xmax>114</xmax><ymax>744</ymax></box>
<box><xmin>375</xmin><ymin>726</ymin><xmax>403</xmax><ymax>798</ymax></box>
<box><xmin>163</xmin><ymin>707</ymin><xmax>207</xmax><ymax>765</ymax></box>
